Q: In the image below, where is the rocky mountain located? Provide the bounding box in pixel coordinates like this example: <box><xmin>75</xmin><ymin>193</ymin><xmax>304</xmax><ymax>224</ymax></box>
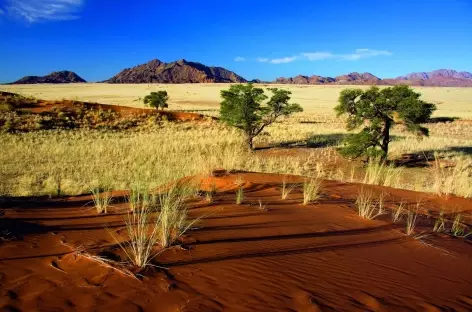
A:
<box><xmin>105</xmin><ymin>59</ymin><xmax>247</xmax><ymax>83</ymax></box>
<box><xmin>334</xmin><ymin>72</ymin><xmax>382</xmax><ymax>84</ymax></box>
<box><xmin>11</xmin><ymin>71</ymin><xmax>86</xmax><ymax>84</ymax></box>
<box><xmin>392</xmin><ymin>69</ymin><xmax>472</xmax><ymax>87</ymax></box>
<box><xmin>273</xmin><ymin>69</ymin><xmax>472</xmax><ymax>87</ymax></box>
<box><xmin>274</xmin><ymin>72</ymin><xmax>380</xmax><ymax>85</ymax></box>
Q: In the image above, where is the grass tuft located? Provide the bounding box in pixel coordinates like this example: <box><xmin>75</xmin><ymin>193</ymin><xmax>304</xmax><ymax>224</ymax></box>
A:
<box><xmin>235</xmin><ymin>186</ymin><xmax>244</xmax><ymax>205</ymax></box>
<box><xmin>405</xmin><ymin>201</ymin><xmax>421</xmax><ymax>236</ymax></box>
<box><xmin>392</xmin><ymin>201</ymin><xmax>405</xmax><ymax>223</ymax></box>
<box><xmin>157</xmin><ymin>184</ymin><xmax>199</xmax><ymax>248</ymax></box>
<box><xmin>91</xmin><ymin>187</ymin><xmax>113</xmax><ymax>214</ymax></box>
<box><xmin>303</xmin><ymin>177</ymin><xmax>322</xmax><ymax>205</ymax></box>
<box><xmin>432</xmin><ymin>208</ymin><xmax>447</xmax><ymax>233</ymax></box>
<box><xmin>355</xmin><ymin>188</ymin><xmax>378</xmax><ymax>219</ymax></box>
<box><xmin>110</xmin><ymin>202</ymin><xmax>160</xmax><ymax>268</ymax></box>
<box><xmin>281</xmin><ymin>178</ymin><xmax>298</xmax><ymax>200</ymax></box>
<box><xmin>451</xmin><ymin>213</ymin><xmax>471</xmax><ymax>238</ymax></box>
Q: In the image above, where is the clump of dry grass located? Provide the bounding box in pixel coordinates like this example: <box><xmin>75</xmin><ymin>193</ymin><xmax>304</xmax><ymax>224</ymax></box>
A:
<box><xmin>109</xmin><ymin>181</ymin><xmax>199</xmax><ymax>268</ymax></box>
<box><xmin>363</xmin><ymin>160</ymin><xmax>403</xmax><ymax>188</ymax></box>
<box><xmin>355</xmin><ymin>188</ymin><xmax>378</xmax><ymax>219</ymax></box>
<box><xmin>303</xmin><ymin>177</ymin><xmax>322</xmax><ymax>205</ymax></box>
<box><xmin>405</xmin><ymin>201</ymin><xmax>422</xmax><ymax>236</ymax></box>
<box><xmin>450</xmin><ymin>213</ymin><xmax>471</xmax><ymax>238</ymax></box>
<box><xmin>91</xmin><ymin>186</ymin><xmax>113</xmax><ymax>213</ymax></box>
<box><xmin>392</xmin><ymin>201</ymin><xmax>405</xmax><ymax>223</ymax></box>
<box><xmin>258</xmin><ymin>199</ymin><xmax>268</xmax><ymax>211</ymax></box>
<box><xmin>110</xmin><ymin>201</ymin><xmax>160</xmax><ymax>268</ymax></box>
<box><xmin>432</xmin><ymin>208</ymin><xmax>447</xmax><ymax>233</ymax></box>
<box><xmin>203</xmin><ymin>182</ymin><xmax>217</xmax><ymax>203</ymax></box>
<box><xmin>234</xmin><ymin>175</ymin><xmax>245</xmax><ymax>205</ymax></box>
<box><xmin>235</xmin><ymin>187</ymin><xmax>244</xmax><ymax>205</ymax></box>
<box><xmin>157</xmin><ymin>184</ymin><xmax>200</xmax><ymax>248</ymax></box>
<box><xmin>281</xmin><ymin>178</ymin><xmax>298</xmax><ymax>200</ymax></box>
<box><xmin>354</xmin><ymin>189</ymin><xmax>387</xmax><ymax>220</ymax></box>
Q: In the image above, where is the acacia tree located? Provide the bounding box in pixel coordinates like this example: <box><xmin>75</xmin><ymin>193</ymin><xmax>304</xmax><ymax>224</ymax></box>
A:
<box><xmin>143</xmin><ymin>91</ymin><xmax>169</xmax><ymax>110</ymax></box>
<box><xmin>220</xmin><ymin>83</ymin><xmax>303</xmax><ymax>150</ymax></box>
<box><xmin>335</xmin><ymin>85</ymin><xmax>436</xmax><ymax>162</ymax></box>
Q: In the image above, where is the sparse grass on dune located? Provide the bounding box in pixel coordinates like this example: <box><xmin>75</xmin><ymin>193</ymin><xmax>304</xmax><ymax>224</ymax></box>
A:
<box><xmin>303</xmin><ymin>177</ymin><xmax>322</xmax><ymax>205</ymax></box>
<box><xmin>91</xmin><ymin>187</ymin><xmax>113</xmax><ymax>213</ymax></box>
<box><xmin>109</xmin><ymin>181</ymin><xmax>198</xmax><ymax>268</ymax></box>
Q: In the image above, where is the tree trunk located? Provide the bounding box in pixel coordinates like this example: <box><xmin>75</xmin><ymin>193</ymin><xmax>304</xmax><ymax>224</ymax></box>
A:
<box><xmin>380</xmin><ymin>118</ymin><xmax>391</xmax><ymax>162</ymax></box>
<box><xmin>246</xmin><ymin>135</ymin><xmax>254</xmax><ymax>150</ymax></box>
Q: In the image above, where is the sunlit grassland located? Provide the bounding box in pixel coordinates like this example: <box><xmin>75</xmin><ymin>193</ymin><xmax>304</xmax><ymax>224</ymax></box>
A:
<box><xmin>0</xmin><ymin>118</ymin><xmax>470</xmax><ymax>197</ymax></box>
<box><xmin>0</xmin><ymin>83</ymin><xmax>471</xmax><ymax>198</ymax></box>
<box><xmin>2</xmin><ymin>83</ymin><xmax>472</xmax><ymax>118</ymax></box>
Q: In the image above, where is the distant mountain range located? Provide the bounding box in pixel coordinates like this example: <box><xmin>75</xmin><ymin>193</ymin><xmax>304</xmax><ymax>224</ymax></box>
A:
<box><xmin>11</xmin><ymin>71</ymin><xmax>86</xmax><ymax>84</ymax></box>
<box><xmin>105</xmin><ymin>59</ymin><xmax>246</xmax><ymax>83</ymax></box>
<box><xmin>6</xmin><ymin>60</ymin><xmax>472</xmax><ymax>87</ymax></box>
<box><xmin>275</xmin><ymin>69</ymin><xmax>472</xmax><ymax>87</ymax></box>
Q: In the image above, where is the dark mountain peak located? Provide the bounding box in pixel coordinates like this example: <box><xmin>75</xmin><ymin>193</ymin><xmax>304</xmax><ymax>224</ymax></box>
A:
<box><xmin>11</xmin><ymin>71</ymin><xmax>86</xmax><ymax>84</ymax></box>
<box><xmin>105</xmin><ymin>58</ymin><xmax>246</xmax><ymax>83</ymax></box>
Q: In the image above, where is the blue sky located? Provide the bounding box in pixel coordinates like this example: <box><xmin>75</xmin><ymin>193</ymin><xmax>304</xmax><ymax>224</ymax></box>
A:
<box><xmin>0</xmin><ymin>0</ymin><xmax>471</xmax><ymax>83</ymax></box>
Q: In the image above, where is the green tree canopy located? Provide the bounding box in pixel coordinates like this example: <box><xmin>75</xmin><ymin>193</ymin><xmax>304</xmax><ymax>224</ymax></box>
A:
<box><xmin>335</xmin><ymin>85</ymin><xmax>436</xmax><ymax>162</ymax></box>
<box><xmin>143</xmin><ymin>91</ymin><xmax>169</xmax><ymax>110</ymax></box>
<box><xmin>220</xmin><ymin>83</ymin><xmax>303</xmax><ymax>149</ymax></box>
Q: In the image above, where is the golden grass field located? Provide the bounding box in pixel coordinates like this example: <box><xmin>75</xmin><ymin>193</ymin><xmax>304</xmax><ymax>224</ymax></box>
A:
<box><xmin>0</xmin><ymin>83</ymin><xmax>471</xmax><ymax>197</ymax></box>
<box><xmin>2</xmin><ymin>83</ymin><xmax>472</xmax><ymax>117</ymax></box>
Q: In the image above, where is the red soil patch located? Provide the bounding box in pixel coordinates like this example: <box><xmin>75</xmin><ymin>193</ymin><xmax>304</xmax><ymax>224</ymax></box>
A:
<box><xmin>0</xmin><ymin>91</ymin><xmax>205</xmax><ymax>121</ymax></box>
<box><xmin>1</xmin><ymin>172</ymin><xmax>471</xmax><ymax>311</ymax></box>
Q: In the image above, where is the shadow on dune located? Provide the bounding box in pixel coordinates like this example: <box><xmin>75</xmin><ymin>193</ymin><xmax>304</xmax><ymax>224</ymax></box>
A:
<box><xmin>426</xmin><ymin>116</ymin><xmax>460</xmax><ymax>123</ymax></box>
<box><xmin>393</xmin><ymin>147</ymin><xmax>472</xmax><ymax>168</ymax></box>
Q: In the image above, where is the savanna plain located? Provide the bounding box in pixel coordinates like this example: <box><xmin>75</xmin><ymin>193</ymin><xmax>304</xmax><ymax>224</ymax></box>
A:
<box><xmin>0</xmin><ymin>83</ymin><xmax>471</xmax><ymax>311</ymax></box>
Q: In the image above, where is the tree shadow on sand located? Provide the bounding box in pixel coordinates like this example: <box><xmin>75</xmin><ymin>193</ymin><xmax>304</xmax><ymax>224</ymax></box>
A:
<box><xmin>255</xmin><ymin>133</ymin><xmax>347</xmax><ymax>150</ymax></box>
<box><xmin>392</xmin><ymin>147</ymin><xmax>472</xmax><ymax>168</ymax></box>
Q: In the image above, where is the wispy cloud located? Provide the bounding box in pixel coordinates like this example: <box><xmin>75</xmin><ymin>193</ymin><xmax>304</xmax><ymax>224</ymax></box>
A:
<box><xmin>270</xmin><ymin>56</ymin><xmax>298</xmax><ymax>64</ymax></box>
<box><xmin>259</xmin><ymin>49</ymin><xmax>392</xmax><ymax>64</ymax></box>
<box><xmin>302</xmin><ymin>52</ymin><xmax>334</xmax><ymax>61</ymax></box>
<box><xmin>340</xmin><ymin>49</ymin><xmax>392</xmax><ymax>61</ymax></box>
<box><xmin>3</xmin><ymin>0</ymin><xmax>84</xmax><ymax>23</ymax></box>
<box><xmin>234</xmin><ymin>56</ymin><xmax>246</xmax><ymax>62</ymax></box>
<box><xmin>257</xmin><ymin>56</ymin><xmax>298</xmax><ymax>64</ymax></box>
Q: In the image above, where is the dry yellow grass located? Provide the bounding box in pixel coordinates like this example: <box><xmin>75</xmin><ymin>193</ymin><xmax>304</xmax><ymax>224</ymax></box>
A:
<box><xmin>0</xmin><ymin>83</ymin><xmax>471</xmax><ymax>198</ymax></box>
<box><xmin>2</xmin><ymin>83</ymin><xmax>472</xmax><ymax>118</ymax></box>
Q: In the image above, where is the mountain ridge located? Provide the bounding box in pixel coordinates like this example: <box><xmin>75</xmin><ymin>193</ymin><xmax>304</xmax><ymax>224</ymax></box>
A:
<box><xmin>11</xmin><ymin>71</ymin><xmax>86</xmax><ymax>84</ymax></box>
<box><xmin>274</xmin><ymin>69</ymin><xmax>472</xmax><ymax>87</ymax></box>
<box><xmin>104</xmin><ymin>59</ymin><xmax>247</xmax><ymax>83</ymax></box>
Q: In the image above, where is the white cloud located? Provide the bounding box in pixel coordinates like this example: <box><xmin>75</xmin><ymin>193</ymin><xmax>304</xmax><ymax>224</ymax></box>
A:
<box><xmin>234</xmin><ymin>56</ymin><xmax>246</xmax><ymax>62</ymax></box>
<box><xmin>301</xmin><ymin>52</ymin><xmax>334</xmax><ymax>61</ymax></box>
<box><xmin>253</xmin><ymin>49</ymin><xmax>393</xmax><ymax>65</ymax></box>
<box><xmin>269</xmin><ymin>56</ymin><xmax>298</xmax><ymax>64</ymax></box>
<box><xmin>257</xmin><ymin>56</ymin><xmax>297</xmax><ymax>64</ymax></box>
<box><xmin>4</xmin><ymin>0</ymin><xmax>84</xmax><ymax>23</ymax></box>
<box><xmin>340</xmin><ymin>49</ymin><xmax>392</xmax><ymax>61</ymax></box>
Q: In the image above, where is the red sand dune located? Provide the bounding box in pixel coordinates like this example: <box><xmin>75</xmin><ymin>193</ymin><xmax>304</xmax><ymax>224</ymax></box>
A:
<box><xmin>1</xmin><ymin>172</ymin><xmax>471</xmax><ymax>311</ymax></box>
<box><xmin>0</xmin><ymin>91</ymin><xmax>205</xmax><ymax>122</ymax></box>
